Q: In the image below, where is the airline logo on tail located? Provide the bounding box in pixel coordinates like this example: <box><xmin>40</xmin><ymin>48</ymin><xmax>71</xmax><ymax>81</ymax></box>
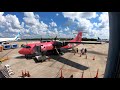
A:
<box><xmin>77</xmin><ymin>32</ymin><xmax>82</xmax><ymax>41</ymax></box>
<box><xmin>72</xmin><ymin>32</ymin><xmax>82</xmax><ymax>42</ymax></box>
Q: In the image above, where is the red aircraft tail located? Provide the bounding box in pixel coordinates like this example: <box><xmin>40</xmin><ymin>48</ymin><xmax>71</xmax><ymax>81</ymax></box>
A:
<box><xmin>70</xmin><ymin>32</ymin><xmax>82</xmax><ymax>42</ymax></box>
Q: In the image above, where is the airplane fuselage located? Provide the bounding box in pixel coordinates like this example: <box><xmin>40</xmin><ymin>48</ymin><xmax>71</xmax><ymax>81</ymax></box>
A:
<box><xmin>0</xmin><ymin>32</ymin><xmax>20</xmax><ymax>42</ymax></box>
<box><xmin>0</xmin><ymin>38</ymin><xmax>17</xmax><ymax>42</ymax></box>
<box><xmin>18</xmin><ymin>41</ymin><xmax>80</xmax><ymax>55</ymax></box>
<box><xmin>18</xmin><ymin>32</ymin><xmax>82</xmax><ymax>55</ymax></box>
<box><xmin>19</xmin><ymin>41</ymin><xmax>54</xmax><ymax>55</ymax></box>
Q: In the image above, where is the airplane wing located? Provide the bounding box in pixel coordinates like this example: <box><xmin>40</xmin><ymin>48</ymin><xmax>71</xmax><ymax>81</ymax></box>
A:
<box><xmin>63</xmin><ymin>41</ymin><xmax>102</xmax><ymax>44</ymax></box>
<box><xmin>80</xmin><ymin>42</ymin><xmax>102</xmax><ymax>44</ymax></box>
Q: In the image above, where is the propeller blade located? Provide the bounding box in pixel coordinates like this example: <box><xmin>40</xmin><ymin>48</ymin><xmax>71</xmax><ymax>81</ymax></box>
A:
<box><xmin>54</xmin><ymin>36</ymin><xmax>57</xmax><ymax>41</ymax></box>
<box><xmin>54</xmin><ymin>46</ymin><xmax>60</xmax><ymax>55</ymax></box>
<box><xmin>63</xmin><ymin>40</ymin><xmax>65</xmax><ymax>46</ymax></box>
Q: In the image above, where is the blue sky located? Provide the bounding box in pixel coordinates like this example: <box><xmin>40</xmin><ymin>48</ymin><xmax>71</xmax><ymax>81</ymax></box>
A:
<box><xmin>3</xmin><ymin>12</ymin><xmax>70</xmax><ymax>28</ymax></box>
<box><xmin>0</xmin><ymin>12</ymin><xmax>109</xmax><ymax>39</ymax></box>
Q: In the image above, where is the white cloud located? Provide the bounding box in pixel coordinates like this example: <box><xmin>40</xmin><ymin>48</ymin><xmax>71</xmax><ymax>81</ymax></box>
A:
<box><xmin>56</xmin><ymin>13</ymin><xmax>59</xmax><ymax>16</ymax></box>
<box><xmin>57</xmin><ymin>29</ymin><xmax>75</xmax><ymax>38</ymax></box>
<box><xmin>0</xmin><ymin>12</ymin><xmax>109</xmax><ymax>39</ymax></box>
<box><xmin>0</xmin><ymin>13</ymin><xmax>23</xmax><ymax>37</ymax></box>
<box><xmin>99</xmin><ymin>12</ymin><xmax>108</xmax><ymax>23</ymax></box>
<box><xmin>62</xmin><ymin>12</ymin><xmax>98</xmax><ymax>21</ymax></box>
<box><xmin>91</xmin><ymin>12</ymin><xmax>109</xmax><ymax>39</ymax></box>
<box><xmin>0</xmin><ymin>12</ymin><xmax>49</xmax><ymax>38</ymax></box>
<box><xmin>24</xmin><ymin>12</ymin><xmax>34</xmax><ymax>17</ymax></box>
<box><xmin>0</xmin><ymin>12</ymin><xmax>4</xmax><ymax>16</ymax></box>
<box><xmin>46</xmin><ymin>27</ymin><xmax>70</xmax><ymax>38</ymax></box>
<box><xmin>21</xmin><ymin>22</ymin><xmax>24</xmax><ymax>28</ymax></box>
<box><xmin>59</xmin><ymin>30</ymin><xmax>63</xmax><ymax>33</ymax></box>
<box><xmin>76</xmin><ymin>18</ymin><xmax>93</xmax><ymax>32</ymax></box>
<box><xmin>5</xmin><ymin>14</ymin><xmax>22</xmax><ymax>29</ymax></box>
<box><xmin>64</xmin><ymin>27</ymin><xmax>69</xmax><ymax>31</ymax></box>
<box><xmin>89</xmin><ymin>27</ymin><xmax>109</xmax><ymax>39</ymax></box>
<box><xmin>62</xmin><ymin>12</ymin><xmax>77</xmax><ymax>21</ymax></box>
<box><xmin>40</xmin><ymin>21</ymin><xmax>48</xmax><ymax>31</ymax></box>
<box><xmin>0</xmin><ymin>12</ymin><xmax>5</xmax><ymax>22</ymax></box>
<box><xmin>49</xmin><ymin>21</ymin><xmax>57</xmax><ymax>27</ymax></box>
<box><xmin>0</xmin><ymin>33</ymin><xmax>2</xmax><ymax>37</ymax></box>
<box><xmin>93</xmin><ymin>22</ymin><xmax>98</xmax><ymax>27</ymax></box>
<box><xmin>23</xmin><ymin>12</ymin><xmax>40</xmax><ymax>26</ymax></box>
<box><xmin>62</xmin><ymin>12</ymin><xmax>95</xmax><ymax>34</ymax></box>
<box><xmin>23</xmin><ymin>12</ymin><xmax>48</xmax><ymax>37</ymax></box>
<box><xmin>62</xmin><ymin>12</ymin><xmax>109</xmax><ymax>39</ymax></box>
<box><xmin>48</xmin><ymin>28</ymin><xmax>58</xmax><ymax>37</ymax></box>
<box><xmin>98</xmin><ymin>12</ymin><xmax>109</xmax><ymax>29</ymax></box>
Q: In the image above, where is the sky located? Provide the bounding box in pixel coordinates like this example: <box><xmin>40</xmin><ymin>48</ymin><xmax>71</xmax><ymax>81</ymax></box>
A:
<box><xmin>0</xmin><ymin>12</ymin><xmax>109</xmax><ymax>39</ymax></box>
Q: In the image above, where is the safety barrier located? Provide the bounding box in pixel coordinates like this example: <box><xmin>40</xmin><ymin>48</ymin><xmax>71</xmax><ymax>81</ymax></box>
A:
<box><xmin>0</xmin><ymin>46</ymin><xmax>3</xmax><ymax>52</ymax></box>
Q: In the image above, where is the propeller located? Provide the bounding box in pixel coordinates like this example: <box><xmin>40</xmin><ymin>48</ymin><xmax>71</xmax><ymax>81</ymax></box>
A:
<box><xmin>52</xmin><ymin>40</ymin><xmax>68</xmax><ymax>55</ymax></box>
<box><xmin>52</xmin><ymin>36</ymin><xmax>57</xmax><ymax>41</ymax></box>
<box><xmin>62</xmin><ymin>40</ymin><xmax>66</xmax><ymax>46</ymax></box>
<box><xmin>54</xmin><ymin>46</ymin><xmax>61</xmax><ymax>55</ymax></box>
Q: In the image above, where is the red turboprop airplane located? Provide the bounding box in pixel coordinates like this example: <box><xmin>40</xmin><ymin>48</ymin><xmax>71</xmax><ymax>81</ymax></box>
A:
<box><xmin>18</xmin><ymin>32</ymin><xmax>101</xmax><ymax>58</ymax></box>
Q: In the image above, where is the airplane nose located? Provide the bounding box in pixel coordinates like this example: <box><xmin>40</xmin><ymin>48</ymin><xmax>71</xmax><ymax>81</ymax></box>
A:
<box><xmin>18</xmin><ymin>48</ymin><xmax>31</xmax><ymax>55</ymax></box>
<box><xmin>18</xmin><ymin>49</ymin><xmax>23</xmax><ymax>54</ymax></box>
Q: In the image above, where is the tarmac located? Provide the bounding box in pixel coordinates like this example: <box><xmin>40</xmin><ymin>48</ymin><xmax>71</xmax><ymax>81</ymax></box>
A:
<box><xmin>0</xmin><ymin>41</ymin><xmax>108</xmax><ymax>78</ymax></box>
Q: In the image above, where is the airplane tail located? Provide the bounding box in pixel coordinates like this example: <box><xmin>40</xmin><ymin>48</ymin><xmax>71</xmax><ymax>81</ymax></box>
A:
<box><xmin>70</xmin><ymin>32</ymin><xmax>82</xmax><ymax>42</ymax></box>
<box><xmin>14</xmin><ymin>32</ymin><xmax>20</xmax><ymax>40</ymax></box>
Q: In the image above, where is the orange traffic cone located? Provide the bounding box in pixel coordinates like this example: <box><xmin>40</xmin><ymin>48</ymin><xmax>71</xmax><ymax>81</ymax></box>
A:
<box><xmin>81</xmin><ymin>70</ymin><xmax>84</xmax><ymax>78</ymax></box>
<box><xmin>70</xmin><ymin>74</ymin><xmax>73</xmax><ymax>78</ymax></box>
<box><xmin>85</xmin><ymin>55</ymin><xmax>87</xmax><ymax>59</ymax></box>
<box><xmin>27</xmin><ymin>71</ymin><xmax>30</xmax><ymax>77</ymax></box>
<box><xmin>7</xmin><ymin>56</ymin><xmax>9</xmax><ymax>60</ymax></box>
<box><xmin>24</xmin><ymin>70</ymin><xmax>27</xmax><ymax>77</ymax></box>
<box><xmin>92</xmin><ymin>56</ymin><xmax>95</xmax><ymax>60</ymax></box>
<box><xmin>48</xmin><ymin>57</ymin><xmax>51</xmax><ymax>61</ymax></box>
<box><xmin>60</xmin><ymin>69</ymin><xmax>64</xmax><ymax>78</ymax></box>
<box><xmin>79</xmin><ymin>53</ymin><xmax>81</xmax><ymax>57</ymax></box>
<box><xmin>21</xmin><ymin>70</ymin><xmax>25</xmax><ymax>77</ymax></box>
<box><xmin>74</xmin><ymin>53</ymin><xmax>75</xmax><ymax>55</ymax></box>
<box><xmin>94</xmin><ymin>69</ymin><xmax>99</xmax><ymax>78</ymax></box>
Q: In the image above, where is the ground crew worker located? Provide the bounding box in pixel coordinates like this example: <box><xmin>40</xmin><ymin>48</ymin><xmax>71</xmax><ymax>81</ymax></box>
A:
<box><xmin>73</xmin><ymin>48</ymin><xmax>76</xmax><ymax>55</ymax></box>
<box><xmin>81</xmin><ymin>48</ymin><xmax>85</xmax><ymax>55</ymax></box>
<box><xmin>84</xmin><ymin>48</ymin><xmax>87</xmax><ymax>54</ymax></box>
<box><xmin>80</xmin><ymin>48</ymin><xmax>83</xmax><ymax>53</ymax></box>
<box><xmin>76</xmin><ymin>48</ymin><xmax>78</xmax><ymax>53</ymax></box>
<box><xmin>74</xmin><ymin>50</ymin><xmax>76</xmax><ymax>55</ymax></box>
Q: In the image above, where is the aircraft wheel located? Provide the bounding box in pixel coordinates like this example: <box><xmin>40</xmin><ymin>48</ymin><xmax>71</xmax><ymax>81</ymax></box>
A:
<box><xmin>25</xmin><ymin>55</ymin><xmax>27</xmax><ymax>58</ymax></box>
<box><xmin>25</xmin><ymin>55</ymin><xmax>28</xmax><ymax>59</ymax></box>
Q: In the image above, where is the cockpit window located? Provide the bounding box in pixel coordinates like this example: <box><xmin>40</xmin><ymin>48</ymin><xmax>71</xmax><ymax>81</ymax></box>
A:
<box><xmin>25</xmin><ymin>46</ymin><xmax>31</xmax><ymax>48</ymax></box>
<box><xmin>21</xmin><ymin>44</ymin><xmax>31</xmax><ymax>48</ymax></box>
